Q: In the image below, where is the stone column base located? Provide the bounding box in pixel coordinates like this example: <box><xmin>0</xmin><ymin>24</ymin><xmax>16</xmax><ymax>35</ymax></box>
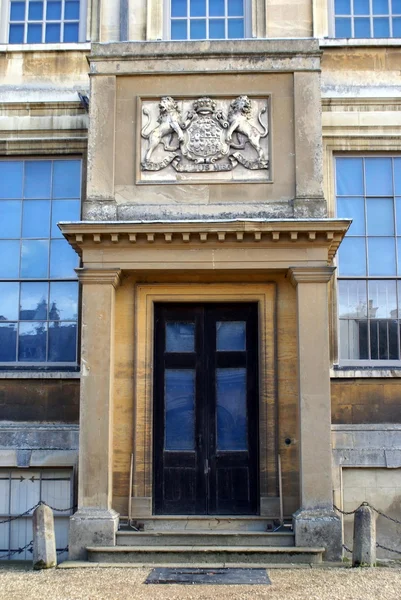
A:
<box><xmin>68</xmin><ymin>508</ymin><xmax>119</xmax><ymax>561</ymax></box>
<box><xmin>293</xmin><ymin>508</ymin><xmax>342</xmax><ymax>561</ymax></box>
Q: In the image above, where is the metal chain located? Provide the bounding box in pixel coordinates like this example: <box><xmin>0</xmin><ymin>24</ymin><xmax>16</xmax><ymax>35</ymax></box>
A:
<box><xmin>334</xmin><ymin>502</ymin><xmax>401</xmax><ymax>524</ymax></box>
<box><xmin>0</xmin><ymin>540</ymin><xmax>33</xmax><ymax>560</ymax></box>
<box><xmin>342</xmin><ymin>543</ymin><xmax>353</xmax><ymax>553</ymax></box>
<box><xmin>56</xmin><ymin>546</ymin><xmax>69</xmax><ymax>555</ymax></box>
<box><xmin>376</xmin><ymin>542</ymin><xmax>401</xmax><ymax>556</ymax></box>
<box><xmin>369</xmin><ymin>506</ymin><xmax>401</xmax><ymax>526</ymax></box>
<box><xmin>0</xmin><ymin>501</ymin><xmax>75</xmax><ymax>525</ymax></box>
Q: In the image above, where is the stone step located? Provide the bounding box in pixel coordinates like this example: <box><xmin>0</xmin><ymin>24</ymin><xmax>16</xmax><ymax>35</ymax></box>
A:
<box><xmin>87</xmin><ymin>545</ymin><xmax>324</xmax><ymax>565</ymax></box>
<box><xmin>125</xmin><ymin>516</ymin><xmax>282</xmax><ymax>532</ymax></box>
<box><xmin>117</xmin><ymin>530</ymin><xmax>295</xmax><ymax>547</ymax></box>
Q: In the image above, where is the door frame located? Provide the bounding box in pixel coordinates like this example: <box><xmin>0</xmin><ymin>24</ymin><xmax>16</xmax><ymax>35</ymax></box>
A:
<box><xmin>132</xmin><ymin>282</ymin><xmax>277</xmax><ymax>517</ymax></box>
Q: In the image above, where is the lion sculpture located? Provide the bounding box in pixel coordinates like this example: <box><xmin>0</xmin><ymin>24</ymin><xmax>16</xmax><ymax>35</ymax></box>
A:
<box><xmin>226</xmin><ymin>95</ymin><xmax>268</xmax><ymax>162</ymax></box>
<box><xmin>141</xmin><ymin>97</ymin><xmax>186</xmax><ymax>163</ymax></box>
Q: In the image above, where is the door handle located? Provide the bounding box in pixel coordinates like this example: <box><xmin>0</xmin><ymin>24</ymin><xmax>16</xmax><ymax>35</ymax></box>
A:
<box><xmin>204</xmin><ymin>458</ymin><xmax>210</xmax><ymax>476</ymax></box>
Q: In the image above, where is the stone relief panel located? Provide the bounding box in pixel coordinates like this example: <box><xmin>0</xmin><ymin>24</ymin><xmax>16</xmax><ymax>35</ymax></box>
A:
<box><xmin>139</xmin><ymin>95</ymin><xmax>270</xmax><ymax>183</ymax></box>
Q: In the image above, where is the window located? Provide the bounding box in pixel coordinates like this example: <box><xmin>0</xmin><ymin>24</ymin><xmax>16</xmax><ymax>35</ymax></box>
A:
<box><xmin>168</xmin><ymin>0</ymin><xmax>249</xmax><ymax>40</ymax></box>
<box><xmin>336</xmin><ymin>156</ymin><xmax>401</xmax><ymax>363</ymax></box>
<box><xmin>334</xmin><ymin>0</ymin><xmax>401</xmax><ymax>38</ymax></box>
<box><xmin>7</xmin><ymin>0</ymin><xmax>86</xmax><ymax>43</ymax></box>
<box><xmin>0</xmin><ymin>159</ymin><xmax>81</xmax><ymax>366</ymax></box>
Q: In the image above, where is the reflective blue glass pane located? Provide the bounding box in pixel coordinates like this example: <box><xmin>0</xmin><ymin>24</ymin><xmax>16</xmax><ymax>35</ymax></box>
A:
<box><xmin>166</xmin><ymin>322</ymin><xmax>195</xmax><ymax>352</ymax></box>
<box><xmin>210</xmin><ymin>0</ymin><xmax>225</xmax><ymax>16</ymax></box>
<box><xmin>25</xmin><ymin>161</ymin><xmax>51</xmax><ymax>198</ymax></box>
<box><xmin>171</xmin><ymin>0</ymin><xmax>187</xmax><ymax>17</ymax></box>
<box><xmin>228</xmin><ymin>18</ymin><xmax>244</xmax><ymax>37</ymax></box>
<box><xmin>395</xmin><ymin>159</ymin><xmax>401</xmax><ymax>194</ymax></box>
<box><xmin>228</xmin><ymin>0</ymin><xmax>244</xmax><ymax>16</ymax></box>
<box><xmin>20</xmin><ymin>240</ymin><xmax>49</xmax><ymax>278</ymax></box>
<box><xmin>28</xmin><ymin>1</ymin><xmax>43</xmax><ymax>20</ymax></box>
<box><xmin>396</xmin><ymin>198</ymin><xmax>401</xmax><ymax>234</ymax></box>
<box><xmin>338</xmin><ymin>237</ymin><xmax>367</xmax><ymax>275</ymax></box>
<box><xmin>48</xmin><ymin>322</ymin><xmax>77</xmax><ymax>361</ymax></box>
<box><xmin>336</xmin><ymin>158</ymin><xmax>363</xmax><ymax>195</ymax></box>
<box><xmin>49</xmin><ymin>239</ymin><xmax>78</xmax><ymax>278</ymax></box>
<box><xmin>335</xmin><ymin>0</ymin><xmax>351</xmax><ymax>13</ymax></box>
<box><xmin>51</xmin><ymin>199</ymin><xmax>80</xmax><ymax>238</ymax></box>
<box><xmin>63</xmin><ymin>22</ymin><xmax>79</xmax><ymax>41</ymax></box>
<box><xmin>10</xmin><ymin>2</ymin><xmax>26</xmax><ymax>20</ymax></box>
<box><xmin>337</xmin><ymin>197</ymin><xmax>365</xmax><ymax>235</ymax></box>
<box><xmin>394</xmin><ymin>17</ymin><xmax>401</xmax><ymax>35</ymax></box>
<box><xmin>209</xmin><ymin>19</ymin><xmax>225</xmax><ymax>37</ymax></box>
<box><xmin>53</xmin><ymin>161</ymin><xmax>81</xmax><ymax>198</ymax></box>
<box><xmin>0</xmin><ymin>162</ymin><xmax>23</xmax><ymax>199</ymax></box>
<box><xmin>50</xmin><ymin>281</ymin><xmax>78</xmax><ymax>320</ymax></box>
<box><xmin>18</xmin><ymin>322</ymin><xmax>47</xmax><ymax>362</ymax></box>
<box><xmin>65</xmin><ymin>1</ymin><xmax>80</xmax><ymax>19</ymax></box>
<box><xmin>190</xmin><ymin>0</ymin><xmax>206</xmax><ymax>16</ymax></box>
<box><xmin>367</xmin><ymin>198</ymin><xmax>394</xmax><ymax>235</ymax></box>
<box><xmin>190</xmin><ymin>18</ymin><xmax>206</xmax><ymax>37</ymax></box>
<box><xmin>354</xmin><ymin>0</ymin><xmax>370</xmax><ymax>14</ymax></box>
<box><xmin>393</xmin><ymin>0</ymin><xmax>401</xmax><ymax>12</ymax></box>
<box><xmin>397</xmin><ymin>238</ymin><xmax>401</xmax><ymax>274</ymax></box>
<box><xmin>0</xmin><ymin>324</ymin><xmax>17</xmax><ymax>361</ymax></box>
<box><xmin>27</xmin><ymin>23</ymin><xmax>42</xmax><ymax>42</ymax></box>
<box><xmin>0</xmin><ymin>201</ymin><xmax>22</xmax><ymax>238</ymax></box>
<box><xmin>9</xmin><ymin>24</ymin><xmax>25</xmax><ymax>42</ymax></box>
<box><xmin>338</xmin><ymin>280</ymin><xmax>367</xmax><ymax>319</ymax></box>
<box><xmin>46</xmin><ymin>1</ymin><xmax>61</xmax><ymax>19</ymax></box>
<box><xmin>45</xmin><ymin>23</ymin><xmax>61</xmax><ymax>41</ymax></box>
<box><xmin>217</xmin><ymin>368</ymin><xmax>247</xmax><ymax>451</ymax></box>
<box><xmin>22</xmin><ymin>200</ymin><xmax>50</xmax><ymax>238</ymax></box>
<box><xmin>368</xmin><ymin>238</ymin><xmax>396</xmax><ymax>275</ymax></box>
<box><xmin>355</xmin><ymin>17</ymin><xmax>371</xmax><ymax>36</ymax></box>
<box><xmin>365</xmin><ymin>158</ymin><xmax>393</xmax><ymax>195</ymax></box>
<box><xmin>0</xmin><ymin>241</ymin><xmax>20</xmax><ymax>278</ymax></box>
<box><xmin>368</xmin><ymin>280</ymin><xmax>397</xmax><ymax>318</ymax></box>
<box><xmin>374</xmin><ymin>17</ymin><xmax>390</xmax><ymax>35</ymax></box>
<box><xmin>0</xmin><ymin>282</ymin><xmax>19</xmax><ymax>320</ymax></box>
<box><xmin>373</xmin><ymin>0</ymin><xmax>389</xmax><ymax>13</ymax></box>
<box><xmin>217</xmin><ymin>321</ymin><xmax>246</xmax><ymax>351</ymax></box>
<box><xmin>165</xmin><ymin>369</ymin><xmax>195</xmax><ymax>450</ymax></box>
<box><xmin>171</xmin><ymin>20</ymin><xmax>187</xmax><ymax>39</ymax></box>
<box><xmin>335</xmin><ymin>17</ymin><xmax>352</xmax><ymax>36</ymax></box>
<box><xmin>19</xmin><ymin>282</ymin><xmax>48</xmax><ymax>320</ymax></box>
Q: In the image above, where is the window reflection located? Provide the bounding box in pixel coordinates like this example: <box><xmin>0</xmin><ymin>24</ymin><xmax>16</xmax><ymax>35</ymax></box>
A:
<box><xmin>165</xmin><ymin>369</ymin><xmax>195</xmax><ymax>450</ymax></box>
<box><xmin>216</xmin><ymin>368</ymin><xmax>247</xmax><ymax>451</ymax></box>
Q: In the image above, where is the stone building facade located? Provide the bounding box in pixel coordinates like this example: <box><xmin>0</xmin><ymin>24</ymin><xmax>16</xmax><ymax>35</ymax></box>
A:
<box><xmin>0</xmin><ymin>0</ymin><xmax>400</xmax><ymax>562</ymax></box>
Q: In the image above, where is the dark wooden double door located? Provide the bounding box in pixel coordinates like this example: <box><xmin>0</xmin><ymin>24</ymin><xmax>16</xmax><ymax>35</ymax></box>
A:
<box><xmin>153</xmin><ymin>303</ymin><xmax>259</xmax><ymax>515</ymax></box>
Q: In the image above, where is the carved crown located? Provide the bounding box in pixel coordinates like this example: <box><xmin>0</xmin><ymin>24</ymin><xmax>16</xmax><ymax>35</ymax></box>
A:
<box><xmin>193</xmin><ymin>97</ymin><xmax>217</xmax><ymax>115</ymax></box>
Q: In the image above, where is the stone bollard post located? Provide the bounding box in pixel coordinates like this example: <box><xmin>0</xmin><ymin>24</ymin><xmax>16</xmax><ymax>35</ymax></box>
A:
<box><xmin>352</xmin><ymin>503</ymin><xmax>376</xmax><ymax>567</ymax></box>
<box><xmin>32</xmin><ymin>503</ymin><xmax>57</xmax><ymax>569</ymax></box>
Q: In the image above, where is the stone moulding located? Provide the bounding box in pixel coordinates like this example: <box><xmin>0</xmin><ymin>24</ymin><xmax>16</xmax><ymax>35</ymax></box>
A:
<box><xmin>60</xmin><ymin>219</ymin><xmax>350</xmax><ymax>263</ymax></box>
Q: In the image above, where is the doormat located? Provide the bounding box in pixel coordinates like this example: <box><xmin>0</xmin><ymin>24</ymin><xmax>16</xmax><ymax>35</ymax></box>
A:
<box><xmin>145</xmin><ymin>567</ymin><xmax>271</xmax><ymax>585</ymax></box>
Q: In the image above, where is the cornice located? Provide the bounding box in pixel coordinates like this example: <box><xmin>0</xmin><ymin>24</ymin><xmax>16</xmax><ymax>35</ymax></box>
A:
<box><xmin>287</xmin><ymin>266</ymin><xmax>336</xmax><ymax>286</ymax></box>
<box><xmin>60</xmin><ymin>219</ymin><xmax>350</xmax><ymax>263</ymax></box>
<box><xmin>76</xmin><ymin>268</ymin><xmax>122</xmax><ymax>288</ymax></box>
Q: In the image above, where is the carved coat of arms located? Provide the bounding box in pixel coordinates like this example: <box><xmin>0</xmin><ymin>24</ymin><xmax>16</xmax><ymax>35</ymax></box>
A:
<box><xmin>141</xmin><ymin>95</ymin><xmax>269</xmax><ymax>173</ymax></box>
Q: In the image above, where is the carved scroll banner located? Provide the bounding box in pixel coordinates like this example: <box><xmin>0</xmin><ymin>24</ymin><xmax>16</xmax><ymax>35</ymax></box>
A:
<box><xmin>140</xmin><ymin>96</ymin><xmax>270</xmax><ymax>182</ymax></box>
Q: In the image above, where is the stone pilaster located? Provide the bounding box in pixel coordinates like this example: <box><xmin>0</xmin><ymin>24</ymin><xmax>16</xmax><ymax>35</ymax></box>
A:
<box><xmin>68</xmin><ymin>268</ymin><xmax>121</xmax><ymax>561</ymax></box>
<box><xmin>288</xmin><ymin>266</ymin><xmax>342</xmax><ymax>561</ymax></box>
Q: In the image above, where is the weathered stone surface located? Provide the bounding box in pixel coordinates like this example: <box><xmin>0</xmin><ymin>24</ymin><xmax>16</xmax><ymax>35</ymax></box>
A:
<box><xmin>352</xmin><ymin>504</ymin><xmax>376</xmax><ymax>567</ymax></box>
<box><xmin>69</xmin><ymin>508</ymin><xmax>119</xmax><ymax>561</ymax></box>
<box><xmin>33</xmin><ymin>504</ymin><xmax>57</xmax><ymax>570</ymax></box>
<box><xmin>293</xmin><ymin>508</ymin><xmax>342</xmax><ymax>562</ymax></box>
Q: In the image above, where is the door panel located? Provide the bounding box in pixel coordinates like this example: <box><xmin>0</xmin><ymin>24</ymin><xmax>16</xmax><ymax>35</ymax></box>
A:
<box><xmin>153</xmin><ymin>303</ymin><xmax>259</xmax><ymax>515</ymax></box>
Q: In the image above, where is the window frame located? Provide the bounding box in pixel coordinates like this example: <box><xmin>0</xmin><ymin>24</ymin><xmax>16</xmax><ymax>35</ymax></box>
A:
<box><xmin>329</xmin><ymin>0</ymin><xmax>401</xmax><ymax>39</ymax></box>
<box><xmin>0</xmin><ymin>156</ymin><xmax>83</xmax><ymax>369</ymax></box>
<box><xmin>335</xmin><ymin>153</ymin><xmax>401</xmax><ymax>367</ymax></box>
<box><xmin>0</xmin><ymin>0</ymin><xmax>88</xmax><ymax>44</ymax></box>
<box><xmin>163</xmin><ymin>0</ymin><xmax>252</xmax><ymax>41</ymax></box>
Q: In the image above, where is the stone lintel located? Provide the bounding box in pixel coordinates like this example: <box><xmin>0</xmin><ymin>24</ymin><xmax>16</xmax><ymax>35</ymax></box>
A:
<box><xmin>76</xmin><ymin>267</ymin><xmax>122</xmax><ymax>288</ymax></box>
<box><xmin>288</xmin><ymin>266</ymin><xmax>336</xmax><ymax>286</ymax></box>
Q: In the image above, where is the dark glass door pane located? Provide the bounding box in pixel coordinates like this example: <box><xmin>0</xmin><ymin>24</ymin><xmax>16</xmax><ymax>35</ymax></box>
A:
<box><xmin>165</xmin><ymin>369</ymin><xmax>195</xmax><ymax>450</ymax></box>
<box><xmin>216</xmin><ymin>368</ymin><xmax>247</xmax><ymax>450</ymax></box>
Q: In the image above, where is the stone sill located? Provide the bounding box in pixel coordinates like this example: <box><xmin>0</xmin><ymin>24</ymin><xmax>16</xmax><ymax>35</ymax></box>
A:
<box><xmin>320</xmin><ymin>38</ymin><xmax>401</xmax><ymax>47</ymax></box>
<box><xmin>331</xmin><ymin>366</ymin><xmax>401</xmax><ymax>378</ymax></box>
<box><xmin>332</xmin><ymin>423</ymin><xmax>401</xmax><ymax>431</ymax></box>
<box><xmin>0</xmin><ymin>43</ymin><xmax>91</xmax><ymax>53</ymax></box>
<box><xmin>0</xmin><ymin>371</ymin><xmax>80</xmax><ymax>379</ymax></box>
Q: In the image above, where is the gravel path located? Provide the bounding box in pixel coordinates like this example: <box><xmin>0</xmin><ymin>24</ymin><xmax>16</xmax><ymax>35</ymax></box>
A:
<box><xmin>1</xmin><ymin>565</ymin><xmax>401</xmax><ymax>600</ymax></box>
